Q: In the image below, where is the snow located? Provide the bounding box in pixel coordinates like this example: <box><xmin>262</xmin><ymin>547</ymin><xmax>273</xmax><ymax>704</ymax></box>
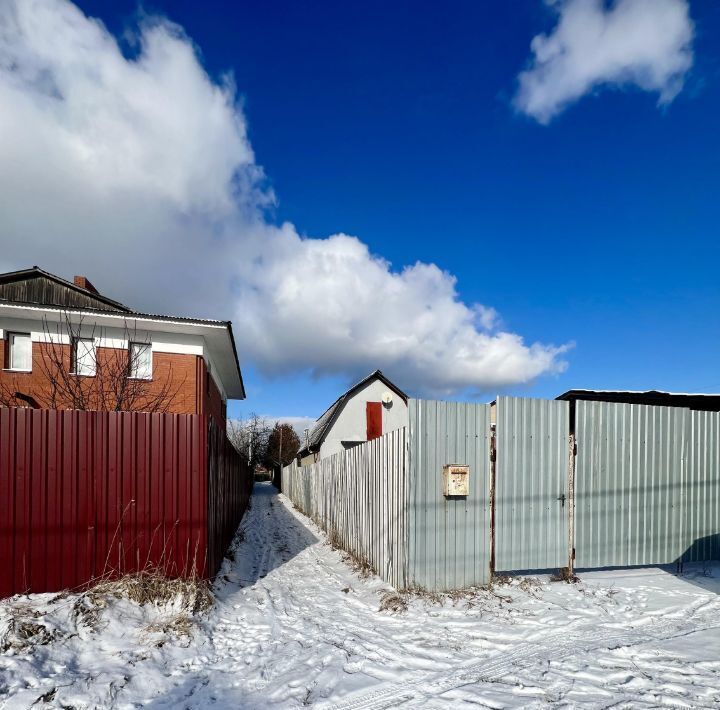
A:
<box><xmin>1</xmin><ymin>481</ymin><xmax>719</xmax><ymax>708</ymax></box>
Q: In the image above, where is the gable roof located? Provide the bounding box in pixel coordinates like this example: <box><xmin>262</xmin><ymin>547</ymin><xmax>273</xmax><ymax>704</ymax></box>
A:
<box><xmin>0</xmin><ymin>266</ymin><xmax>132</xmax><ymax>312</ymax></box>
<box><xmin>556</xmin><ymin>389</ymin><xmax>720</xmax><ymax>412</ymax></box>
<box><xmin>299</xmin><ymin>370</ymin><xmax>407</xmax><ymax>456</ymax></box>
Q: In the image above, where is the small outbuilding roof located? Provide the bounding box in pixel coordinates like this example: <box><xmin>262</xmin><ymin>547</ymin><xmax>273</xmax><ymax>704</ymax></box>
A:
<box><xmin>556</xmin><ymin>389</ymin><xmax>720</xmax><ymax>412</ymax></box>
<box><xmin>299</xmin><ymin>370</ymin><xmax>407</xmax><ymax>456</ymax></box>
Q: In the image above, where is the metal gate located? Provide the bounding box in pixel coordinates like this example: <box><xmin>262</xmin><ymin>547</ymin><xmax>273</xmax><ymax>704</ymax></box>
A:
<box><xmin>574</xmin><ymin>400</ymin><xmax>688</xmax><ymax>568</ymax></box>
<box><xmin>495</xmin><ymin>396</ymin><xmax>571</xmax><ymax>571</ymax></box>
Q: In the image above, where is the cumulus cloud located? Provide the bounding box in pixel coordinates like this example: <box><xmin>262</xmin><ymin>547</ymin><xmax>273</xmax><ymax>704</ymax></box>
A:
<box><xmin>515</xmin><ymin>0</ymin><xmax>694</xmax><ymax>123</ymax></box>
<box><xmin>0</xmin><ymin>0</ymin><xmax>569</xmax><ymax>396</ymax></box>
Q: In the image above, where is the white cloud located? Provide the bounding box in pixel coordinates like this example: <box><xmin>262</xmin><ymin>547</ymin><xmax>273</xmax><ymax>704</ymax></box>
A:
<box><xmin>0</xmin><ymin>0</ymin><xmax>569</xmax><ymax>396</ymax></box>
<box><xmin>515</xmin><ymin>0</ymin><xmax>694</xmax><ymax>124</ymax></box>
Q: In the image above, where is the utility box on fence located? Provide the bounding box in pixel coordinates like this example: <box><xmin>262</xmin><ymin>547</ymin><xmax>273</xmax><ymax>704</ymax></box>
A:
<box><xmin>443</xmin><ymin>464</ymin><xmax>469</xmax><ymax>496</ymax></box>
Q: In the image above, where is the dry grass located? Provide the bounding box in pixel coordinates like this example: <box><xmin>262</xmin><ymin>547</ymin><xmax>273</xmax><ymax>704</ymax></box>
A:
<box><xmin>550</xmin><ymin>567</ymin><xmax>580</xmax><ymax>584</ymax></box>
<box><xmin>0</xmin><ymin>612</ymin><xmax>56</xmax><ymax>653</ymax></box>
<box><xmin>327</xmin><ymin>528</ymin><xmax>342</xmax><ymax>551</ymax></box>
<box><xmin>378</xmin><ymin>591</ymin><xmax>408</xmax><ymax>614</ymax></box>
<box><xmin>341</xmin><ymin>551</ymin><xmax>374</xmax><ymax>579</ymax></box>
<box><xmin>85</xmin><ymin>572</ymin><xmax>213</xmax><ymax>614</ymax></box>
<box><xmin>144</xmin><ymin>614</ymin><xmax>194</xmax><ymax>639</ymax></box>
<box><xmin>1</xmin><ymin>571</ymin><xmax>213</xmax><ymax>657</ymax></box>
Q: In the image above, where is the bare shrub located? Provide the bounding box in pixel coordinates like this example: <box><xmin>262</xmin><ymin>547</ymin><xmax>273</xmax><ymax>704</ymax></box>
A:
<box><xmin>378</xmin><ymin>591</ymin><xmax>408</xmax><ymax>614</ymax></box>
<box><xmin>550</xmin><ymin>567</ymin><xmax>579</xmax><ymax>584</ymax></box>
<box><xmin>0</xmin><ymin>610</ymin><xmax>56</xmax><ymax>653</ymax></box>
<box><xmin>86</xmin><ymin>572</ymin><xmax>213</xmax><ymax>614</ymax></box>
<box><xmin>341</xmin><ymin>551</ymin><xmax>374</xmax><ymax>579</ymax></box>
<box><xmin>327</xmin><ymin>528</ymin><xmax>342</xmax><ymax>551</ymax></box>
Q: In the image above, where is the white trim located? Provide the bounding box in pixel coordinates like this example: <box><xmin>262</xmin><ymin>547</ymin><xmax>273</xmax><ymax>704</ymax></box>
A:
<box><xmin>128</xmin><ymin>341</ymin><xmax>153</xmax><ymax>380</ymax></box>
<box><xmin>6</xmin><ymin>331</ymin><xmax>32</xmax><ymax>372</ymax></box>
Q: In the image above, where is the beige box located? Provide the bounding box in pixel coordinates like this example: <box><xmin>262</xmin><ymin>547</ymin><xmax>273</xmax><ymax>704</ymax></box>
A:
<box><xmin>443</xmin><ymin>464</ymin><xmax>469</xmax><ymax>496</ymax></box>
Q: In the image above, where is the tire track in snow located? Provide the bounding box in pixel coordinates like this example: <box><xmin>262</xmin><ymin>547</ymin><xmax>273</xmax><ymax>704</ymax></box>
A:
<box><xmin>323</xmin><ymin>610</ymin><xmax>720</xmax><ymax>710</ymax></box>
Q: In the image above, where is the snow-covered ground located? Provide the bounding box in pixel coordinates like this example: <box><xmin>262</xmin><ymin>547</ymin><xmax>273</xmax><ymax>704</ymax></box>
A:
<box><xmin>2</xmin><ymin>481</ymin><xmax>720</xmax><ymax>709</ymax></box>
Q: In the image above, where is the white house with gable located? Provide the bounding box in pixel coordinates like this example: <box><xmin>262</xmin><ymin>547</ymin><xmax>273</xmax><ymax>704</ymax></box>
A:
<box><xmin>297</xmin><ymin>370</ymin><xmax>408</xmax><ymax>465</ymax></box>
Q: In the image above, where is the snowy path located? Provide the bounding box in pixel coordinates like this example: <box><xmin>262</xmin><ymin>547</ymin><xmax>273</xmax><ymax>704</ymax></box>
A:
<box><xmin>2</xmin><ymin>481</ymin><xmax>720</xmax><ymax>708</ymax></box>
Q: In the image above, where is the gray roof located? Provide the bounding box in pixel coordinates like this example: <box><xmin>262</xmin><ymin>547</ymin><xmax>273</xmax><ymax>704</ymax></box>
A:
<box><xmin>299</xmin><ymin>370</ymin><xmax>407</xmax><ymax>456</ymax></box>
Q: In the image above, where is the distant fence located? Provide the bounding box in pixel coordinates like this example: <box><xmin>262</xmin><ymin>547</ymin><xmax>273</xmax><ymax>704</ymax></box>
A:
<box><xmin>282</xmin><ymin>428</ymin><xmax>408</xmax><ymax>589</ymax></box>
<box><xmin>283</xmin><ymin>397</ymin><xmax>720</xmax><ymax>593</ymax></box>
<box><xmin>207</xmin><ymin>419</ymin><xmax>253</xmax><ymax>576</ymax></box>
<box><xmin>0</xmin><ymin>408</ymin><xmax>252</xmax><ymax>598</ymax></box>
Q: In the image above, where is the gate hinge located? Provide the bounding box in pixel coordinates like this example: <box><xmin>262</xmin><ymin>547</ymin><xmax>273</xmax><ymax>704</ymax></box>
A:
<box><xmin>572</xmin><ymin>547</ymin><xmax>576</xmax><ymax>560</ymax></box>
<box><xmin>573</xmin><ymin>442</ymin><xmax>577</xmax><ymax>456</ymax></box>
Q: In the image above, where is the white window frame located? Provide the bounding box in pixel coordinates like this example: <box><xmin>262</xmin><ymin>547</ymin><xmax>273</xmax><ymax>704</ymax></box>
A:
<box><xmin>71</xmin><ymin>337</ymin><xmax>96</xmax><ymax>377</ymax></box>
<box><xmin>128</xmin><ymin>341</ymin><xmax>153</xmax><ymax>380</ymax></box>
<box><xmin>5</xmin><ymin>332</ymin><xmax>32</xmax><ymax>372</ymax></box>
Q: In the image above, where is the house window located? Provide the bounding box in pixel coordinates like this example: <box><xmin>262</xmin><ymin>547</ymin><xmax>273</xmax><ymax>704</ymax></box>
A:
<box><xmin>71</xmin><ymin>338</ymin><xmax>96</xmax><ymax>376</ymax></box>
<box><xmin>6</xmin><ymin>332</ymin><xmax>32</xmax><ymax>371</ymax></box>
<box><xmin>129</xmin><ymin>342</ymin><xmax>152</xmax><ymax>379</ymax></box>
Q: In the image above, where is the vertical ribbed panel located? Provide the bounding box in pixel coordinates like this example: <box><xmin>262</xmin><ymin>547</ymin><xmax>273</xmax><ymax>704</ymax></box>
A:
<box><xmin>281</xmin><ymin>428</ymin><xmax>408</xmax><ymax>589</ymax></box>
<box><xmin>0</xmin><ymin>408</ymin><xmax>228</xmax><ymax>599</ymax></box>
<box><xmin>407</xmin><ymin>399</ymin><xmax>492</xmax><ymax>591</ymax></box>
<box><xmin>495</xmin><ymin>396</ymin><xmax>569</xmax><ymax>571</ymax></box>
<box><xmin>575</xmin><ymin>401</ymin><xmax>687</xmax><ymax>568</ymax></box>
<box><xmin>683</xmin><ymin>410</ymin><xmax>720</xmax><ymax>562</ymax></box>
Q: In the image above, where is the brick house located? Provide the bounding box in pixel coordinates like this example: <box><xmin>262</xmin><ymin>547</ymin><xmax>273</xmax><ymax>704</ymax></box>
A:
<box><xmin>0</xmin><ymin>267</ymin><xmax>245</xmax><ymax>426</ymax></box>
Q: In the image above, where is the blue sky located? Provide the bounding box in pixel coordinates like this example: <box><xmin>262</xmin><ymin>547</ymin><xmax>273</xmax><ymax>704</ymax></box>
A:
<box><xmin>3</xmin><ymin>1</ymin><xmax>719</xmax><ymax>424</ymax></box>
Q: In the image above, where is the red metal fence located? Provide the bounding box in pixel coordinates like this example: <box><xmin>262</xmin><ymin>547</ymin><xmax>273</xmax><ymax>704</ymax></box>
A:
<box><xmin>0</xmin><ymin>408</ymin><xmax>252</xmax><ymax>598</ymax></box>
<box><xmin>207</xmin><ymin>419</ymin><xmax>253</xmax><ymax>576</ymax></box>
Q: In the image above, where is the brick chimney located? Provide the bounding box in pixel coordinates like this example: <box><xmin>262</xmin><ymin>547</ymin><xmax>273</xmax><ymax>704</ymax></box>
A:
<box><xmin>74</xmin><ymin>275</ymin><xmax>99</xmax><ymax>294</ymax></box>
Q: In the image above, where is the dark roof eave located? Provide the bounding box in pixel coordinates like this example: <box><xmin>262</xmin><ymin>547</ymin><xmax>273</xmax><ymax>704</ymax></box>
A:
<box><xmin>556</xmin><ymin>389</ymin><xmax>720</xmax><ymax>412</ymax></box>
<box><xmin>0</xmin><ymin>266</ymin><xmax>133</xmax><ymax>312</ymax></box>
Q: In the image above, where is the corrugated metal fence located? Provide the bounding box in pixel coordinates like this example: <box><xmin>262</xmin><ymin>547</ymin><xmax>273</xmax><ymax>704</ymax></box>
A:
<box><xmin>208</xmin><ymin>419</ymin><xmax>254</xmax><ymax>577</ymax></box>
<box><xmin>495</xmin><ymin>396</ymin><xmax>570</xmax><ymax>572</ymax></box>
<box><xmin>575</xmin><ymin>401</ymin><xmax>720</xmax><ymax>568</ymax></box>
<box><xmin>685</xmin><ymin>409</ymin><xmax>720</xmax><ymax>561</ymax></box>
<box><xmin>0</xmin><ymin>408</ymin><xmax>251</xmax><ymax>598</ymax></box>
<box><xmin>282</xmin><ymin>428</ymin><xmax>408</xmax><ymax>589</ymax></box>
<box><xmin>282</xmin><ymin>397</ymin><xmax>719</xmax><ymax>592</ymax></box>
<box><xmin>407</xmin><ymin>399</ymin><xmax>492</xmax><ymax>590</ymax></box>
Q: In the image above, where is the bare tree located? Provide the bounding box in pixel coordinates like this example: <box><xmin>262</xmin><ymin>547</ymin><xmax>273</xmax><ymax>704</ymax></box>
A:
<box><xmin>265</xmin><ymin>422</ymin><xmax>301</xmax><ymax>470</ymax></box>
<box><xmin>227</xmin><ymin>413</ymin><xmax>271</xmax><ymax>468</ymax></box>
<box><xmin>0</xmin><ymin>312</ymin><xmax>184</xmax><ymax>412</ymax></box>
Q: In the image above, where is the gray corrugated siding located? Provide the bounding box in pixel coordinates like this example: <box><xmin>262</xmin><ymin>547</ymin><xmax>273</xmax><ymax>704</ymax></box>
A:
<box><xmin>682</xmin><ymin>410</ymin><xmax>720</xmax><ymax>562</ymax></box>
<box><xmin>407</xmin><ymin>399</ymin><xmax>491</xmax><ymax>591</ymax></box>
<box><xmin>284</xmin><ymin>398</ymin><xmax>719</xmax><ymax>594</ymax></box>
<box><xmin>496</xmin><ymin>396</ymin><xmax>570</xmax><ymax>571</ymax></box>
<box><xmin>281</xmin><ymin>428</ymin><xmax>408</xmax><ymax>589</ymax></box>
<box><xmin>575</xmin><ymin>401</ymin><xmax>687</xmax><ymax>568</ymax></box>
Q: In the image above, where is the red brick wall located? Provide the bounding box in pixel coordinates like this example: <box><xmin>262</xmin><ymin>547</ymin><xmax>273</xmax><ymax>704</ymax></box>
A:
<box><xmin>0</xmin><ymin>339</ymin><xmax>202</xmax><ymax>415</ymax></box>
